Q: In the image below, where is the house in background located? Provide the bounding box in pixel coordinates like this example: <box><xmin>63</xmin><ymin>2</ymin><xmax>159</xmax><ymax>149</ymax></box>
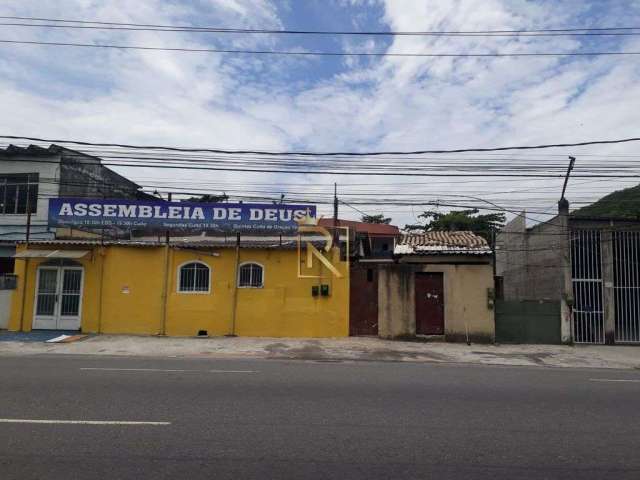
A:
<box><xmin>496</xmin><ymin>184</ymin><xmax>640</xmax><ymax>345</ymax></box>
<box><xmin>379</xmin><ymin>231</ymin><xmax>495</xmax><ymax>342</ymax></box>
<box><xmin>0</xmin><ymin>144</ymin><xmax>150</xmax><ymax>270</ymax></box>
<box><xmin>317</xmin><ymin>218</ymin><xmax>399</xmax><ymax>259</ymax></box>
<box><xmin>319</xmin><ymin>218</ymin><xmax>401</xmax><ymax>336</ymax></box>
<box><xmin>349</xmin><ymin>229</ymin><xmax>495</xmax><ymax>342</ymax></box>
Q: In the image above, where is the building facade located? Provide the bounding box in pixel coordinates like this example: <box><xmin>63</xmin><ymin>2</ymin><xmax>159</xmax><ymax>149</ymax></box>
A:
<box><xmin>0</xmin><ymin>144</ymin><xmax>149</xmax><ymax>258</ymax></box>
<box><xmin>497</xmin><ymin>200</ymin><xmax>640</xmax><ymax>345</ymax></box>
<box><xmin>319</xmin><ymin>218</ymin><xmax>401</xmax><ymax>336</ymax></box>
<box><xmin>9</xmin><ymin>239</ymin><xmax>349</xmax><ymax>337</ymax></box>
<box><xmin>358</xmin><ymin>231</ymin><xmax>495</xmax><ymax>342</ymax></box>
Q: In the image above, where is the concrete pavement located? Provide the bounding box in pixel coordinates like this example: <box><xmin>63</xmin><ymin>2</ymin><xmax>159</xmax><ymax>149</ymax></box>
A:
<box><xmin>1</xmin><ymin>354</ymin><xmax>639</xmax><ymax>479</ymax></box>
<box><xmin>1</xmin><ymin>333</ymin><xmax>640</xmax><ymax>369</ymax></box>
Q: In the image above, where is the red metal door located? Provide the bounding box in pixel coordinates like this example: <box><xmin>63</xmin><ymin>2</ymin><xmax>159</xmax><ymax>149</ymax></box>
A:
<box><xmin>415</xmin><ymin>273</ymin><xmax>444</xmax><ymax>335</ymax></box>
<box><xmin>349</xmin><ymin>264</ymin><xmax>378</xmax><ymax>336</ymax></box>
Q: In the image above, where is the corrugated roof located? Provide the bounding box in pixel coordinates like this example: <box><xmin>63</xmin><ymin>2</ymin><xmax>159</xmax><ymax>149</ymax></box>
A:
<box><xmin>17</xmin><ymin>236</ymin><xmax>330</xmax><ymax>250</ymax></box>
<box><xmin>318</xmin><ymin>218</ymin><xmax>400</xmax><ymax>236</ymax></box>
<box><xmin>0</xmin><ymin>144</ymin><xmax>57</xmax><ymax>157</ymax></box>
<box><xmin>395</xmin><ymin>231</ymin><xmax>491</xmax><ymax>255</ymax></box>
<box><xmin>13</xmin><ymin>249</ymin><xmax>90</xmax><ymax>259</ymax></box>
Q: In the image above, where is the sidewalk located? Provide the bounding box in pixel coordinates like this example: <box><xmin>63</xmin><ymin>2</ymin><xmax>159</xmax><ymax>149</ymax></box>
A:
<box><xmin>1</xmin><ymin>333</ymin><xmax>640</xmax><ymax>369</ymax></box>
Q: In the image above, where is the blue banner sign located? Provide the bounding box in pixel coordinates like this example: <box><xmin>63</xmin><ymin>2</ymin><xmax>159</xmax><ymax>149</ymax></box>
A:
<box><xmin>48</xmin><ymin>198</ymin><xmax>316</xmax><ymax>233</ymax></box>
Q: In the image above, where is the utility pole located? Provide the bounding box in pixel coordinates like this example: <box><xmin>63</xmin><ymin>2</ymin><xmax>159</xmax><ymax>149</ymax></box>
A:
<box><xmin>20</xmin><ymin>187</ymin><xmax>32</xmax><ymax>332</ymax></box>
<box><xmin>25</xmin><ymin>190</ymin><xmax>32</xmax><ymax>247</ymax></box>
<box><xmin>160</xmin><ymin>192</ymin><xmax>173</xmax><ymax>336</ymax></box>
<box><xmin>165</xmin><ymin>192</ymin><xmax>172</xmax><ymax>244</ymax></box>
<box><xmin>333</xmin><ymin>183</ymin><xmax>339</xmax><ymax>240</ymax></box>
<box><xmin>333</xmin><ymin>183</ymin><xmax>338</xmax><ymax>226</ymax></box>
<box><xmin>229</xmin><ymin>232</ymin><xmax>241</xmax><ymax>337</ymax></box>
<box><xmin>560</xmin><ymin>156</ymin><xmax>576</xmax><ymax>201</ymax></box>
<box><xmin>332</xmin><ymin>182</ymin><xmax>341</xmax><ymax>250</ymax></box>
<box><xmin>559</xmin><ymin>157</ymin><xmax>575</xmax><ymax>343</ymax></box>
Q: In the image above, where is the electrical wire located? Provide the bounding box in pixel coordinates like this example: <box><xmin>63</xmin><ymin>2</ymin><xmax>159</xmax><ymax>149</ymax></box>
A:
<box><xmin>1</xmin><ymin>39</ymin><xmax>639</xmax><ymax>58</ymax></box>
<box><xmin>1</xmin><ymin>15</ymin><xmax>639</xmax><ymax>37</ymax></box>
<box><xmin>4</xmin><ymin>134</ymin><xmax>640</xmax><ymax>156</ymax></box>
<box><xmin>2</xmin><ymin>138</ymin><xmax>638</xmax><ymax>230</ymax></box>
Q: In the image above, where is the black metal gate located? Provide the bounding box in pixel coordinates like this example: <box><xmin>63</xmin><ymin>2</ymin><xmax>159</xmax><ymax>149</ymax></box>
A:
<box><xmin>613</xmin><ymin>231</ymin><xmax>640</xmax><ymax>343</ymax></box>
<box><xmin>571</xmin><ymin>230</ymin><xmax>604</xmax><ymax>344</ymax></box>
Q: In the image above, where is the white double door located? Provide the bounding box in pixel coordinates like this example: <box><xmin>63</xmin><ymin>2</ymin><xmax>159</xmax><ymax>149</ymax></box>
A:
<box><xmin>33</xmin><ymin>266</ymin><xmax>83</xmax><ymax>330</ymax></box>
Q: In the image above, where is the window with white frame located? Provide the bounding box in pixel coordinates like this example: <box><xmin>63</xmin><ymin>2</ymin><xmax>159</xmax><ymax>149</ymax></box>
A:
<box><xmin>0</xmin><ymin>173</ymin><xmax>38</xmax><ymax>215</ymax></box>
<box><xmin>178</xmin><ymin>262</ymin><xmax>210</xmax><ymax>293</ymax></box>
<box><xmin>238</xmin><ymin>263</ymin><xmax>264</xmax><ymax>288</ymax></box>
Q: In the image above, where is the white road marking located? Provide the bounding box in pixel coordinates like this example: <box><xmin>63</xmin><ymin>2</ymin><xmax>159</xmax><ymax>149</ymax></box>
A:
<box><xmin>589</xmin><ymin>378</ymin><xmax>640</xmax><ymax>383</ymax></box>
<box><xmin>209</xmin><ymin>369</ymin><xmax>257</xmax><ymax>373</ymax></box>
<box><xmin>80</xmin><ymin>367</ymin><xmax>257</xmax><ymax>373</ymax></box>
<box><xmin>0</xmin><ymin>419</ymin><xmax>170</xmax><ymax>426</ymax></box>
<box><xmin>81</xmin><ymin>368</ymin><xmax>190</xmax><ymax>372</ymax></box>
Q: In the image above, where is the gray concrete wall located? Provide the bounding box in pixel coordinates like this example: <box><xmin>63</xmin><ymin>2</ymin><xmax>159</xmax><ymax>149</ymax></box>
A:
<box><xmin>497</xmin><ymin>214</ymin><xmax>566</xmax><ymax>302</ymax></box>
<box><xmin>59</xmin><ymin>150</ymin><xmax>141</xmax><ymax>199</ymax></box>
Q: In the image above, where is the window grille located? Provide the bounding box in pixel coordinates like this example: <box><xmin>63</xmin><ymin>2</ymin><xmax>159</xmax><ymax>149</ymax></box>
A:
<box><xmin>238</xmin><ymin>263</ymin><xmax>264</xmax><ymax>288</ymax></box>
<box><xmin>613</xmin><ymin>231</ymin><xmax>640</xmax><ymax>343</ymax></box>
<box><xmin>178</xmin><ymin>262</ymin><xmax>210</xmax><ymax>293</ymax></box>
<box><xmin>0</xmin><ymin>173</ymin><xmax>38</xmax><ymax>214</ymax></box>
<box><xmin>571</xmin><ymin>230</ymin><xmax>604</xmax><ymax>344</ymax></box>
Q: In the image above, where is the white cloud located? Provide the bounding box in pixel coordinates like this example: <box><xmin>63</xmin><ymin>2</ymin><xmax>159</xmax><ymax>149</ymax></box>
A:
<box><xmin>0</xmin><ymin>0</ymin><xmax>639</xmax><ymax>224</ymax></box>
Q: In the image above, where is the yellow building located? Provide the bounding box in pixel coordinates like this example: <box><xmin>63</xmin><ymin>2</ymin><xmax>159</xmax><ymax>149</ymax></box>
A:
<box><xmin>9</xmin><ymin>239</ymin><xmax>349</xmax><ymax>337</ymax></box>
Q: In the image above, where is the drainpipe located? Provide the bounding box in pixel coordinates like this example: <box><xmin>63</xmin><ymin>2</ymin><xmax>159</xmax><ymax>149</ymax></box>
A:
<box><xmin>159</xmin><ymin>243</ymin><xmax>170</xmax><ymax>336</ymax></box>
<box><xmin>97</xmin><ymin>247</ymin><xmax>105</xmax><ymax>334</ymax></box>
<box><xmin>159</xmin><ymin>193</ymin><xmax>172</xmax><ymax>336</ymax></box>
<box><xmin>18</xmin><ymin>258</ymin><xmax>28</xmax><ymax>332</ymax></box>
<box><xmin>19</xmin><ymin>194</ymin><xmax>32</xmax><ymax>332</ymax></box>
<box><xmin>228</xmin><ymin>233</ymin><xmax>240</xmax><ymax>337</ymax></box>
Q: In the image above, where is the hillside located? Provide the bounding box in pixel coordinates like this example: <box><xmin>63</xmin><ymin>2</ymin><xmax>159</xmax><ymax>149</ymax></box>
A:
<box><xmin>572</xmin><ymin>184</ymin><xmax>640</xmax><ymax>219</ymax></box>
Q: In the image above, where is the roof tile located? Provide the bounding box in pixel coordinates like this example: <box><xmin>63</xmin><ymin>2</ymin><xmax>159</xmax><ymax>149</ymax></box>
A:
<box><xmin>395</xmin><ymin>231</ymin><xmax>491</xmax><ymax>255</ymax></box>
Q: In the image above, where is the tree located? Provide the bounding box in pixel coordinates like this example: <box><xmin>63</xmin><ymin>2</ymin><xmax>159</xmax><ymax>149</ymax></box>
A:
<box><xmin>184</xmin><ymin>193</ymin><xmax>229</xmax><ymax>203</ymax></box>
<box><xmin>361</xmin><ymin>214</ymin><xmax>392</xmax><ymax>224</ymax></box>
<box><xmin>404</xmin><ymin>209</ymin><xmax>505</xmax><ymax>241</ymax></box>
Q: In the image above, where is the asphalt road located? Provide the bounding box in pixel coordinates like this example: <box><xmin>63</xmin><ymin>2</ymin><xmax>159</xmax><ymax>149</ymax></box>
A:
<box><xmin>0</xmin><ymin>355</ymin><xmax>639</xmax><ymax>479</ymax></box>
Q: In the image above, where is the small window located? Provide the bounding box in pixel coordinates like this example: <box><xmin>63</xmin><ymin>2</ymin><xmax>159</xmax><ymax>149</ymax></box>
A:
<box><xmin>367</xmin><ymin>269</ymin><xmax>374</xmax><ymax>282</ymax></box>
<box><xmin>238</xmin><ymin>263</ymin><xmax>264</xmax><ymax>288</ymax></box>
<box><xmin>178</xmin><ymin>262</ymin><xmax>210</xmax><ymax>293</ymax></box>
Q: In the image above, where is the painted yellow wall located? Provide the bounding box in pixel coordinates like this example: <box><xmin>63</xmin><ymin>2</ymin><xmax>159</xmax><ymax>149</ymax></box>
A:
<box><xmin>9</xmin><ymin>244</ymin><xmax>350</xmax><ymax>338</ymax></box>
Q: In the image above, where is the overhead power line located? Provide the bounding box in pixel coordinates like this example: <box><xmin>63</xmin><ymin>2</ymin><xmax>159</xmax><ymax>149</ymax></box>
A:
<box><xmin>1</xmin><ymin>15</ymin><xmax>639</xmax><ymax>37</ymax></box>
<box><xmin>1</xmin><ymin>39</ymin><xmax>639</xmax><ymax>58</ymax></box>
<box><xmin>12</xmin><ymin>155</ymin><xmax>640</xmax><ymax>178</ymax></box>
<box><xmin>3</xmin><ymin>134</ymin><xmax>640</xmax><ymax>156</ymax></box>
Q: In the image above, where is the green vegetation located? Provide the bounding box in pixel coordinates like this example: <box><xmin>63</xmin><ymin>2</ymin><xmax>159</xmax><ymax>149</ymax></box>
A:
<box><xmin>572</xmin><ymin>184</ymin><xmax>640</xmax><ymax>219</ymax></box>
<box><xmin>361</xmin><ymin>214</ymin><xmax>392</xmax><ymax>224</ymax></box>
<box><xmin>405</xmin><ymin>208</ymin><xmax>505</xmax><ymax>241</ymax></box>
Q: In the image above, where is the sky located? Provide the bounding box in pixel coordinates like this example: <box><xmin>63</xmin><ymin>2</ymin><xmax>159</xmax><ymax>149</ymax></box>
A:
<box><xmin>1</xmin><ymin>0</ymin><xmax>640</xmax><ymax>227</ymax></box>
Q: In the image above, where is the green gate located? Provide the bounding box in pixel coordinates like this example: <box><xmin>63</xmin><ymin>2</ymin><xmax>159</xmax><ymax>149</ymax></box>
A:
<box><xmin>495</xmin><ymin>300</ymin><xmax>561</xmax><ymax>344</ymax></box>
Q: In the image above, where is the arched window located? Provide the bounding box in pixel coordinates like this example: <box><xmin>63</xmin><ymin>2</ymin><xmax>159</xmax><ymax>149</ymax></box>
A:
<box><xmin>238</xmin><ymin>262</ymin><xmax>264</xmax><ymax>288</ymax></box>
<box><xmin>178</xmin><ymin>262</ymin><xmax>210</xmax><ymax>293</ymax></box>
